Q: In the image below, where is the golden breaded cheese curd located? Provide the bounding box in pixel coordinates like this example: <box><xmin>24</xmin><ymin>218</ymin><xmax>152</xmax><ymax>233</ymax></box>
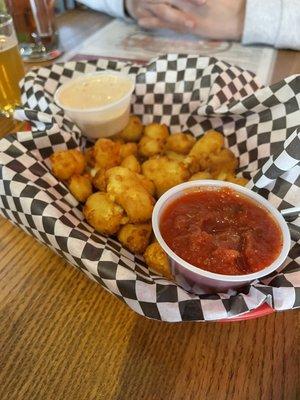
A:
<box><xmin>144</xmin><ymin>123</ymin><xmax>169</xmax><ymax>140</ymax></box>
<box><xmin>120</xmin><ymin>142</ymin><xmax>138</xmax><ymax>159</ymax></box>
<box><xmin>144</xmin><ymin>242</ymin><xmax>171</xmax><ymax>279</ymax></box>
<box><xmin>209</xmin><ymin>148</ymin><xmax>238</xmax><ymax>176</ymax></box>
<box><xmin>51</xmin><ymin>149</ymin><xmax>86</xmax><ymax>180</ymax></box>
<box><xmin>119</xmin><ymin>115</ymin><xmax>143</xmax><ymax>142</ymax></box>
<box><xmin>94</xmin><ymin>138</ymin><xmax>121</xmax><ymax>169</ymax></box>
<box><xmin>138</xmin><ymin>136</ymin><xmax>165</xmax><ymax>158</ymax></box>
<box><xmin>165</xmin><ymin>133</ymin><xmax>196</xmax><ymax>155</ymax></box>
<box><xmin>84</xmin><ymin>147</ymin><xmax>95</xmax><ymax>168</ymax></box>
<box><xmin>226</xmin><ymin>174</ymin><xmax>249</xmax><ymax>186</ymax></box>
<box><xmin>189</xmin><ymin>130</ymin><xmax>224</xmax><ymax>160</ymax></box>
<box><xmin>164</xmin><ymin>150</ymin><xmax>185</xmax><ymax>162</ymax></box>
<box><xmin>118</xmin><ymin>223</ymin><xmax>152</xmax><ymax>254</ymax></box>
<box><xmin>189</xmin><ymin>171</ymin><xmax>212</xmax><ymax>181</ymax></box>
<box><xmin>121</xmin><ymin>154</ymin><xmax>141</xmax><ymax>173</ymax></box>
<box><xmin>92</xmin><ymin>169</ymin><xmax>108</xmax><ymax>192</ymax></box>
<box><xmin>118</xmin><ymin>186</ymin><xmax>154</xmax><ymax>223</ymax></box>
<box><xmin>136</xmin><ymin>174</ymin><xmax>156</xmax><ymax>197</ymax></box>
<box><xmin>106</xmin><ymin>166</ymin><xmax>140</xmax><ymax>198</ymax></box>
<box><xmin>69</xmin><ymin>174</ymin><xmax>92</xmax><ymax>202</ymax></box>
<box><xmin>83</xmin><ymin>192</ymin><xmax>127</xmax><ymax>235</ymax></box>
<box><xmin>142</xmin><ymin>156</ymin><xmax>190</xmax><ymax>197</ymax></box>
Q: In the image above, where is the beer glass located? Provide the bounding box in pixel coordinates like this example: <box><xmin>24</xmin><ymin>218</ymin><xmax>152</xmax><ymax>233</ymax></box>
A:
<box><xmin>5</xmin><ymin>0</ymin><xmax>61</xmax><ymax>62</ymax></box>
<box><xmin>0</xmin><ymin>14</ymin><xmax>25</xmax><ymax>134</ymax></box>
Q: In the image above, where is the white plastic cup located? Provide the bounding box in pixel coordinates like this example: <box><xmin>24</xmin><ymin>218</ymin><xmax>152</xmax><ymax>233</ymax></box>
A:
<box><xmin>54</xmin><ymin>71</ymin><xmax>135</xmax><ymax>140</ymax></box>
<box><xmin>152</xmin><ymin>180</ymin><xmax>291</xmax><ymax>293</ymax></box>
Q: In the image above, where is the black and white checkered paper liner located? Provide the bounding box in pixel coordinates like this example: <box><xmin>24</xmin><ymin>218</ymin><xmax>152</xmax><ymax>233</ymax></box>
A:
<box><xmin>0</xmin><ymin>55</ymin><xmax>299</xmax><ymax>322</ymax></box>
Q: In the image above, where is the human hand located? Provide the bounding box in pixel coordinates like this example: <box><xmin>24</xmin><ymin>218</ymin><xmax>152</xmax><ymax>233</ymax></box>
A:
<box><xmin>124</xmin><ymin>0</ymin><xmax>207</xmax><ymax>31</ymax></box>
<box><xmin>136</xmin><ymin>0</ymin><xmax>246</xmax><ymax>41</ymax></box>
<box><xmin>124</xmin><ymin>0</ymin><xmax>152</xmax><ymax>20</ymax></box>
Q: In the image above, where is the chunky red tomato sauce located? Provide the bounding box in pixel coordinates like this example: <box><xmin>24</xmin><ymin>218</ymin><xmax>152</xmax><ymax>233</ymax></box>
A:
<box><xmin>160</xmin><ymin>188</ymin><xmax>283</xmax><ymax>275</ymax></box>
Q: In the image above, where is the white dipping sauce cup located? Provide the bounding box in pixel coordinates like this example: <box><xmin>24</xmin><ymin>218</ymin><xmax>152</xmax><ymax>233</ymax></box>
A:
<box><xmin>152</xmin><ymin>180</ymin><xmax>291</xmax><ymax>293</ymax></box>
<box><xmin>54</xmin><ymin>71</ymin><xmax>135</xmax><ymax>140</ymax></box>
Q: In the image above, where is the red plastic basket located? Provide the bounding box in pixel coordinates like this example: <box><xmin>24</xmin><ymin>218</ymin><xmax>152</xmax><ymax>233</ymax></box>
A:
<box><xmin>221</xmin><ymin>303</ymin><xmax>274</xmax><ymax>322</ymax></box>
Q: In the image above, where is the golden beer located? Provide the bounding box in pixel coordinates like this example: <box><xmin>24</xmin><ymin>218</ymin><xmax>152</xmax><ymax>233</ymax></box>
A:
<box><xmin>0</xmin><ymin>35</ymin><xmax>25</xmax><ymax>114</ymax></box>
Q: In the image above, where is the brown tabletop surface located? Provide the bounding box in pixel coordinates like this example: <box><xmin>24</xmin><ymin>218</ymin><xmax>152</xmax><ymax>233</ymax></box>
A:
<box><xmin>0</xmin><ymin>8</ymin><xmax>299</xmax><ymax>400</ymax></box>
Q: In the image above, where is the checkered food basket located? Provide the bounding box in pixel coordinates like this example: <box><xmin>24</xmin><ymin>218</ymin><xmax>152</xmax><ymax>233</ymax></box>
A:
<box><xmin>0</xmin><ymin>55</ymin><xmax>299</xmax><ymax>322</ymax></box>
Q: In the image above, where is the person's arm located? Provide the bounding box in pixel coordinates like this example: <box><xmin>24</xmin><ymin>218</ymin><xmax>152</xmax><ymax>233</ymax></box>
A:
<box><xmin>242</xmin><ymin>0</ymin><xmax>300</xmax><ymax>50</ymax></box>
<box><xmin>76</xmin><ymin>0</ymin><xmax>126</xmax><ymax>19</ymax></box>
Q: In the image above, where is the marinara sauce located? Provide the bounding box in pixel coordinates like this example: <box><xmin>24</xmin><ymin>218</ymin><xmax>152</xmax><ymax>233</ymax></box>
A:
<box><xmin>160</xmin><ymin>188</ymin><xmax>283</xmax><ymax>275</ymax></box>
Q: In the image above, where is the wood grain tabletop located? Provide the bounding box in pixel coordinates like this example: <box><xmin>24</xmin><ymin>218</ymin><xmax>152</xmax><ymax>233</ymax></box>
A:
<box><xmin>0</xmin><ymin>8</ymin><xmax>299</xmax><ymax>400</ymax></box>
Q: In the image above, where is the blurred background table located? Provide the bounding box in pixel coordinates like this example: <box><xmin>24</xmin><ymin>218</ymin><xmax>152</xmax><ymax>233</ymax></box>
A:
<box><xmin>0</xmin><ymin>8</ymin><xmax>299</xmax><ymax>400</ymax></box>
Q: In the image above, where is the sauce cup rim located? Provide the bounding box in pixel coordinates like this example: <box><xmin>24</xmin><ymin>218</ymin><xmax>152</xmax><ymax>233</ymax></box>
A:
<box><xmin>152</xmin><ymin>180</ymin><xmax>291</xmax><ymax>282</ymax></box>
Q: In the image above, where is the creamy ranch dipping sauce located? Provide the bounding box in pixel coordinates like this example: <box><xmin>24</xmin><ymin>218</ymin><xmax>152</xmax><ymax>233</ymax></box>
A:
<box><xmin>57</xmin><ymin>74</ymin><xmax>133</xmax><ymax>109</ymax></box>
<box><xmin>54</xmin><ymin>72</ymin><xmax>134</xmax><ymax>139</ymax></box>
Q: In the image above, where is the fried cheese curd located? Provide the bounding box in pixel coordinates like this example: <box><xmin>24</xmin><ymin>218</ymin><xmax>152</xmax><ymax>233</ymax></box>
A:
<box><xmin>136</xmin><ymin>174</ymin><xmax>156</xmax><ymax>197</ymax></box>
<box><xmin>142</xmin><ymin>156</ymin><xmax>191</xmax><ymax>197</ymax></box>
<box><xmin>51</xmin><ymin>149</ymin><xmax>85</xmax><ymax>180</ymax></box>
<box><xmin>189</xmin><ymin>171</ymin><xmax>212</xmax><ymax>181</ymax></box>
<box><xmin>118</xmin><ymin>223</ymin><xmax>152</xmax><ymax>254</ymax></box>
<box><xmin>50</xmin><ymin>116</ymin><xmax>248</xmax><ymax>279</ymax></box>
<box><xmin>94</xmin><ymin>138</ymin><xmax>121</xmax><ymax>169</ymax></box>
<box><xmin>69</xmin><ymin>174</ymin><xmax>92</xmax><ymax>203</ymax></box>
<box><xmin>188</xmin><ymin>130</ymin><xmax>247</xmax><ymax>185</ymax></box>
<box><xmin>83</xmin><ymin>192</ymin><xmax>127</xmax><ymax>235</ymax></box>
<box><xmin>84</xmin><ymin>147</ymin><xmax>95</xmax><ymax>168</ymax></box>
<box><xmin>226</xmin><ymin>174</ymin><xmax>249</xmax><ymax>186</ymax></box>
<box><xmin>119</xmin><ymin>115</ymin><xmax>143</xmax><ymax>142</ymax></box>
<box><xmin>189</xmin><ymin>130</ymin><xmax>224</xmax><ymax>170</ymax></box>
<box><xmin>105</xmin><ymin>167</ymin><xmax>155</xmax><ymax>223</ymax></box>
<box><xmin>120</xmin><ymin>142</ymin><xmax>138</xmax><ymax>159</ymax></box>
<box><xmin>121</xmin><ymin>154</ymin><xmax>141</xmax><ymax>173</ymax></box>
<box><xmin>92</xmin><ymin>168</ymin><xmax>107</xmax><ymax>192</ymax></box>
<box><xmin>165</xmin><ymin>132</ymin><xmax>196</xmax><ymax>155</ymax></box>
<box><xmin>143</xmin><ymin>242</ymin><xmax>171</xmax><ymax>279</ymax></box>
<box><xmin>138</xmin><ymin>123</ymin><xmax>169</xmax><ymax>158</ymax></box>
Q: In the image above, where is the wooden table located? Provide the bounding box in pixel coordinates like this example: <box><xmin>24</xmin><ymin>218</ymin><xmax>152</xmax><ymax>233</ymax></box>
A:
<box><xmin>0</xmin><ymin>9</ymin><xmax>299</xmax><ymax>400</ymax></box>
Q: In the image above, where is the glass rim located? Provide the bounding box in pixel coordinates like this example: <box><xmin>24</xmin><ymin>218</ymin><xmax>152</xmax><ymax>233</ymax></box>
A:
<box><xmin>0</xmin><ymin>13</ymin><xmax>13</xmax><ymax>28</ymax></box>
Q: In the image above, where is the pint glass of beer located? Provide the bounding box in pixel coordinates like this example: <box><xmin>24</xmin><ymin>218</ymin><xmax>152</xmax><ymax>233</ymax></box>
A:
<box><xmin>0</xmin><ymin>14</ymin><xmax>25</xmax><ymax>117</ymax></box>
<box><xmin>5</xmin><ymin>0</ymin><xmax>61</xmax><ymax>62</ymax></box>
